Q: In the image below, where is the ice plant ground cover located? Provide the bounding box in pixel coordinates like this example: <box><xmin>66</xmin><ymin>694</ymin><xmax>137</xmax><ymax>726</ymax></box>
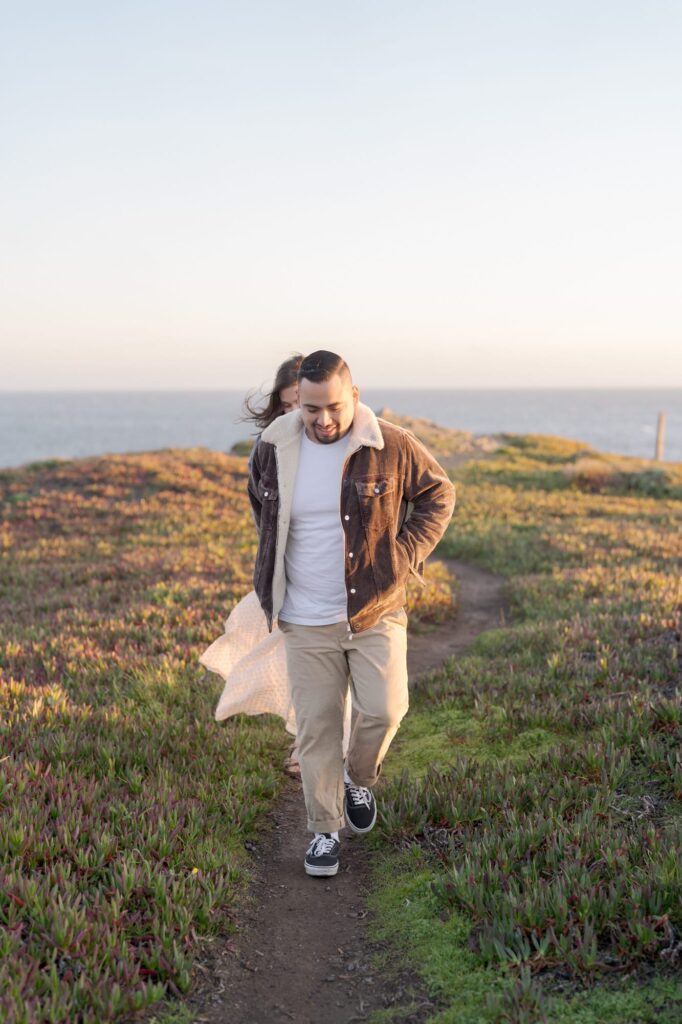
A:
<box><xmin>0</xmin><ymin>446</ymin><xmax>455</xmax><ymax>1024</ymax></box>
<box><xmin>370</xmin><ymin>435</ymin><xmax>682</xmax><ymax>1024</ymax></box>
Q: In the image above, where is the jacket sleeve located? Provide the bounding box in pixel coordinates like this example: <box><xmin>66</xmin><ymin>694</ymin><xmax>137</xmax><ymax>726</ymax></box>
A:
<box><xmin>247</xmin><ymin>440</ymin><xmax>264</xmax><ymax>537</ymax></box>
<box><xmin>396</xmin><ymin>431</ymin><xmax>456</xmax><ymax>571</ymax></box>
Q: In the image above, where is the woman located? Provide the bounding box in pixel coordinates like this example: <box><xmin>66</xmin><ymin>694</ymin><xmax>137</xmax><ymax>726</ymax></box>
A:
<box><xmin>241</xmin><ymin>354</ymin><xmax>302</xmax><ymax>494</ymax></box>
<box><xmin>242</xmin><ymin>353</ymin><xmax>303</xmax><ymax>440</ymax></box>
<box><xmin>242</xmin><ymin>354</ymin><xmax>302</xmax><ymax>774</ymax></box>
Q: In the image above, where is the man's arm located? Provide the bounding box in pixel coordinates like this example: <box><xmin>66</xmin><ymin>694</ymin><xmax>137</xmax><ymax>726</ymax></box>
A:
<box><xmin>396</xmin><ymin>431</ymin><xmax>456</xmax><ymax>571</ymax></box>
<box><xmin>247</xmin><ymin>440</ymin><xmax>264</xmax><ymax>536</ymax></box>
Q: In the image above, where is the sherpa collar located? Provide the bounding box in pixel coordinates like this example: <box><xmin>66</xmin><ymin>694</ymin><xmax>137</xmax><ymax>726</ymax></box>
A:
<box><xmin>260</xmin><ymin>400</ymin><xmax>385</xmax><ymax>451</ymax></box>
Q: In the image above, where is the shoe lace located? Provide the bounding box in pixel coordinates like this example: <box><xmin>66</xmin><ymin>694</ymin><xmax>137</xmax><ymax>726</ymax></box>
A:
<box><xmin>347</xmin><ymin>784</ymin><xmax>371</xmax><ymax>809</ymax></box>
<box><xmin>309</xmin><ymin>834</ymin><xmax>336</xmax><ymax>857</ymax></box>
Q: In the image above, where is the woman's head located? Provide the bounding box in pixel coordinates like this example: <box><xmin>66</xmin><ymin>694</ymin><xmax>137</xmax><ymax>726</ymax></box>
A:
<box><xmin>273</xmin><ymin>355</ymin><xmax>301</xmax><ymax>415</ymax></box>
<box><xmin>242</xmin><ymin>354</ymin><xmax>303</xmax><ymax>431</ymax></box>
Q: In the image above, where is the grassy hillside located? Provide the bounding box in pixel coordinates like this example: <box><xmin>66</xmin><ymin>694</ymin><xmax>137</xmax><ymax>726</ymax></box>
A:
<box><xmin>2</xmin><ymin>432</ymin><xmax>678</xmax><ymax>1023</ymax></box>
<box><xmin>373</xmin><ymin>434</ymin><xmax>682</xmax><ymax>1023</ymax></box>
<box><xmin>0</xmin><ymin>449</ymin><xmax>291</xmax><ymax>1022</ymax></box>
<box><xmin>0</xmin><ymin>446</ymin><xmax>454</xmax><ymax>1024</ymax></box>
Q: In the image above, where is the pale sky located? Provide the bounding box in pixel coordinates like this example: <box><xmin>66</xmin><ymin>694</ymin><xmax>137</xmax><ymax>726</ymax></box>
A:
<box><xmin>1</xmin><ymin>1</ymin><xmax>681</xmax><ymax>389</ymax></box>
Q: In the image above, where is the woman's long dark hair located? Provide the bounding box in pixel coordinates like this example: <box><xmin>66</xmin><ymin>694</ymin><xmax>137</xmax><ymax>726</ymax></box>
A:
<box><xmin>242</xmin><ymin>354</ymin><xmax>303</xmax><ymax>432</ymax></box>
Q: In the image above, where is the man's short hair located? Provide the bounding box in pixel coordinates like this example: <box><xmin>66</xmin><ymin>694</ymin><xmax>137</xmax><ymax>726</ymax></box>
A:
<box><xmin>298</xmin><ymin>350</ymin><xmax>352</xmax><ymax>385</ymax></box>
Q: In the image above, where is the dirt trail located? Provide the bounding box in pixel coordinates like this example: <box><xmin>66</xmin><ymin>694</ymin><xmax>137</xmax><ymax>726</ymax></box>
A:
<box><xmin>186</xmin><ymin>560</ymin><xmax>507</xmax><ymax>1024</ymax></box>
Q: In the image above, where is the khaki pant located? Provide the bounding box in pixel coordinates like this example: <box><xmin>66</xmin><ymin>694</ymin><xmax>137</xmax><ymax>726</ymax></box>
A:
<box><xmin>278</xmin><ymin>608</ymin><xmax>409</xmax><ymax>833</ymax></box>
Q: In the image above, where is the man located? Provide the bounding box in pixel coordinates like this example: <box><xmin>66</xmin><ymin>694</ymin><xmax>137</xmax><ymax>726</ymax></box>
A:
<box><xmin>248</xmin><ymin>351</ymin><xmax>456</xmax><ymax>876</ymax></box>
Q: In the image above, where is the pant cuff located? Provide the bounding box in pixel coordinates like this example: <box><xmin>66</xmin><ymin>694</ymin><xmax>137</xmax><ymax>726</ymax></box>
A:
<box><xmin>345</xmin><ymin>760</ymin><xmax>381</xmax><ymax>789</ymax></box>
<box><xmin>308</xmin><ymin>816</ymin><xmax>345</xmax><ymax>833</ymax></box>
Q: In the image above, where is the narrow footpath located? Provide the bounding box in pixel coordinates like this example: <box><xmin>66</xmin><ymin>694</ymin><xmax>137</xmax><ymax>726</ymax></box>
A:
<box><xmin>185</xmin><ymin>560</ymin><xmax>507</xmax><ymax>1024</ymax></box>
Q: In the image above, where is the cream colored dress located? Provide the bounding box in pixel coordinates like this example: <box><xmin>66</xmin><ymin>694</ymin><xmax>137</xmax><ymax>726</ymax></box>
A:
<box><xmin>200</xmin><ymin>590</ymin><xmax>352</xmax><ymax>750</ymax></box>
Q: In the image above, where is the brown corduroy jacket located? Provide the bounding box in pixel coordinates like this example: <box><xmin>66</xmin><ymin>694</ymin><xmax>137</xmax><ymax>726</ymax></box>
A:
<box><xmin>247</xmin><ymin>402</ymin><xmax>456</xmax><ymax>633</ymax></box>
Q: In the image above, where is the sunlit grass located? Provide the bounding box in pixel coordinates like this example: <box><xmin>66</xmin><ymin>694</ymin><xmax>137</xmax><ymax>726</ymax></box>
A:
<box><xmin>4</xmin><ymin>434</ymin><xmax>679</xmax><ymax>1023</ymax></box>
<box><xmin>0</xmin><ymin>449</ymin><xmax>284</xmax><ymax>1022</ymax></box>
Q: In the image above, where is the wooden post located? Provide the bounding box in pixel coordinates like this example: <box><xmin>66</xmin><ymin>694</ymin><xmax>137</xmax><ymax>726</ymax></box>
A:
<box><xmin>655</xmin><ymin>412</ymin><xmax>666</xmax><ymax>461</ymax></box>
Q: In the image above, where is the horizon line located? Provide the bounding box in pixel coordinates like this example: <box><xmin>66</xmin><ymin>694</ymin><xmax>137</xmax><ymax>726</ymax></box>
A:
<box><xmin>2</xmin><ymin>385</ymin><xmax>682</xmax><ymax>394</ymax></box>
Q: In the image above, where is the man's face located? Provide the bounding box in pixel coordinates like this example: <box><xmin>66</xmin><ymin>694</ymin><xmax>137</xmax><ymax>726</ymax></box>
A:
<box><xmin>298</xmin><ymin>372</ymin><xmax>359</xmax><ymax>445</ymax></box>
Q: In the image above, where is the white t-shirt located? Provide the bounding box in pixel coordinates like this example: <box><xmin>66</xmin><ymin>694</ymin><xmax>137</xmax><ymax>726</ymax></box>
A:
<box><xmin>279</xmin><ymin>431</ymin><xmax>351</xmax><ymax>625</ymax></box>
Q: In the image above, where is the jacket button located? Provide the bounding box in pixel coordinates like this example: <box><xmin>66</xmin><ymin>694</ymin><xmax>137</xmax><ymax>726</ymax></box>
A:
<box><xmin>374</xmin><ymin>486</ymin><xmax>380</xmax><ymax>493</ymax></box>
<box><xmin>344</xmin><ymin>514</ymin><xmax>350</xmax><ymax>521</ymax></box>
<box><xmin>264</xmin><ymin>491</ymin><xmax>269</xmax><ymax>497</ymax></box>
<box><xmin>349</xmin><ymin>552</ymin><xmax>354</xmax><ymax>558</ymax></box>
<box><xmin>350</xmin><ymin>588</ymin><xmax>356</xmax><ymax>594</ymax></box>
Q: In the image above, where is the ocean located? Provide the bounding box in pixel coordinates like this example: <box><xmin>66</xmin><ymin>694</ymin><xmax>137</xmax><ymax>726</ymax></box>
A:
<box><xmin>1</xmin><ymin>389</ymin><xmax>681</xmax><ymax>470</ymax></box>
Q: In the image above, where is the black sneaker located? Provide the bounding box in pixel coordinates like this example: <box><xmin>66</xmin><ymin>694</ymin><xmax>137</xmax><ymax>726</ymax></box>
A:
<box><xmin>304</xmin><ymin>833</ymin><xmax>340</xmax><ymax>877</ymax></box>
<box><xmin>344</xmin><ymin>782</ymin><xmax>377</xmax><ymax>834</ymax></box>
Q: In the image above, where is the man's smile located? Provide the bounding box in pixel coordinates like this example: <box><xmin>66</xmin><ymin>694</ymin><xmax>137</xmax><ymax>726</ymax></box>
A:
<box><xmin>316</xmin><ymin>425</ymin><xmax>338</xmax><ymax>439</ymax></box>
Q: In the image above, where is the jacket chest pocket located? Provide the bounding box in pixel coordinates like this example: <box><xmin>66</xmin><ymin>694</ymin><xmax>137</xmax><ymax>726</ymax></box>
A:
<box><xmin>258</xmin><ymin>480</ymin><xmax>279</xmax><ymax>531</ymax></box>
<box><xmin>355</xmin><ymin>477</ymin><xmax>396</xmax><ymax>534</ymax></box>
